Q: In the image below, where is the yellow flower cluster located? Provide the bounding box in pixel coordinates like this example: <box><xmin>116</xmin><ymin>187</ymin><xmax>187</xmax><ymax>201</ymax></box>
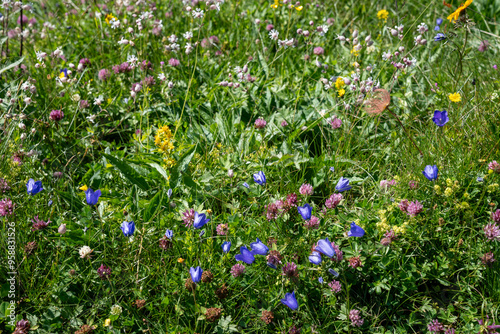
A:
<box><xmin>335</xmin><ymin>77</ymin><xmax>346</xmax><ymax>97</ymax></box>
<box><xmin>154</xmin><ymin>125</ymin><xmax>176</xmax><ymax>168</ymax></box>
<box><xmin>375</xmin><ymin>205</ymin><xmax>409</xmax><ymax>234</ymax></box>
<box><xmin>447</xmin><ymin>0</ymin><xmax>473</xmax><ymax>22</ymax></box>
<box><xmin>377</xmin><ymin>9</ymin><xmax>389</xmax><ymax>21</ymax></box>
<box><xmin>270</xmin><ymin>0</ymin><xmax>282</xmax><ymax>8</ymax></box>
<box><xmin>488</xmin><ymin>183</ymin><xmax>499</xmax><ymax>193</ymax></box>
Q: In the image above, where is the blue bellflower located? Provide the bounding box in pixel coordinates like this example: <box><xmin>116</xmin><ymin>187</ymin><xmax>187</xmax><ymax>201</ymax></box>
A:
<box><xmin>423</xmin><ymin>165</ymin><xmax>439</xmax><ymax>181</ymax></box>
<box><xmin>243</xmin><ymin>182</ymin><xmax>249</xmax><ymax>188</ymax></box>
<box><xmin>281</xmin><ymin>291</ymin><xmax>299</xmax><ymax>310</ymax></box>
<box><xmin>267</xmin><ymin>262</ymin><xmax>278</xmax><ymax>269</ymax></box>
<box><xmin>222</xmin><ymin>241</ymin><xmax>231</xmax><ymax>253</ymax></box>
<box><xmin>189</xmin><ymin>266</ymin><xmax>203</xmax><ymax>283</ymax></box>
<box><xmin>434</xmin><ymin>18</ymin><xmax>443</xmax><ymax>30</ymax></box>
<box><xmin>250</xmin><ymin>238</ymin><xmax>269</xmax><ymax>255</ymax></box>
<box><xmin>348</xmin><ymin>222</ymin><xmax>365</xmax><ymax>237</ymax></box>
<box><xmin>297</xmin><ymin>204</ymin><xmax>312</xmax><ymax>220</ymax></box>
<box><xmin>329</xmin><ymin>167</ymin><xmax>335</xmax><ymax>172</ymax></box>
<box><xmin>432</xmin><ymin>110</ymin><xmax>449</xmax><ymax>127</ymax></box>
<box><xmin>318</xmin><ymin>277</ymin><xmax>324</xmax><ymax>284</ymax></box>
<box><xmin>315</xmin><ymin>238</ymin><xmax>336</xmax><ymax>258</ymax></box>
<box><xmin>193</xmin><ymin>211</ymin><xmax>210</xmax><ymax>229</ymax></box>
<box><xmin>235</xmin><ymin>246</ymin><xmax>255</xmax><ymax>264</ymax></box>
<box><xmin>120</xmin><ymin>221</ymin><xmax>135</xmax><ymax>237</ymax></box>
<box><xmin>253</xmin><ymin>171</ymin><xmax>266</xmax><ymax>185</ymax></box>
<box><xmin>335</xmin><ymin>177</ymin><xmax>352</xmax><ymax>192</ymax></box>
<box><xmin>165</xmin><ymin>229</ymin><xmax>173</xmax><ymax>239</ymax></box>
<box><xmin>167</xmin><ymin>188</ymin><xmax>173</xmax><ymax>198</ymax></box>
<box><xmin>434</xmin><ymin>33</ymin><xmax>447</xmax><ymax>41</ymax></box>
<box><xmin>309</xmin><ymin>251</ymin><xmax>322</xmax><ymax>265</ymax></box>
<box><xmin>26</xmin><ymin>179</ymin><xmax>43</xmax><ymax>196</ymax></box>
<box><xmin>85</xmin><ymin>188</ymin><xmax>101</xmax><ymax>206</ymax></box>
<box><xmin>328</xmin><ymin>268</ymin><xmax>340</xmax><ymax>277</ymax></box>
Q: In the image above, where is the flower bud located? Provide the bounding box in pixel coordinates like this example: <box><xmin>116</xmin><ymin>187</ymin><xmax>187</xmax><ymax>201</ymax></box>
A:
<box><xmin>228</xmin><ymin>169</ymin><xmax>234</xmax><ymax>178</ymax></box>
<box><xmin>390</xmin><ymin>29</ymin><xmax>398</xmax><ymax>36</ymax></box>
<box><xmin>352</xmin><ymin>29</ymin><xmax>358</xmax><ymax>38</ymax></box>
<box><xmin>58</xmin><ymin>224</ymin><xmax>67</xmax><ymax>234</ymax></box>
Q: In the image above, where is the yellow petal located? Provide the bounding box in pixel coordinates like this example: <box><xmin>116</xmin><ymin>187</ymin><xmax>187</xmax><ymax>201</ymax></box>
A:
<box><xmin>295</xmin><ymin>5</ymin><xmax>303</xmax><ymax>11</ymax></box>
<box><xmin>79</xmin><ymin>185</ymin><xmax>88</xmax><ymax>191</ymax></box>
<box><xmin>104</xmin><ymin>319</ymin><xmax>111</xmax><ymax>327</ymax></box>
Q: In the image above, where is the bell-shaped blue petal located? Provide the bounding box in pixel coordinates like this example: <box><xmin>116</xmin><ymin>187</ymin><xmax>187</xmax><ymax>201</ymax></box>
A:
<box><xmin>348</xmin><ymin>221</ymin><xmax>365</xmax><ymax>237</ymax></box>
<box><xmin>434</xmin><ymin>33</ymin><xmax>447</xmax><ymax>42</ymax></box>
<box><xmin>329</xmin><ymin>167</ymin><xmax>335</xmax><ymax>172</ymax></box>
<box><xmin>309</xmin><ymin>251</ymin><xmax>322</xmax><ymax>265</ymax></box>
<box><xmin>267</xmin><ymin>262</ymin><xmax>278</xmax><ymax>269</ymax></box>
<box><xmin>297</xmin><ymin>204</ymin><xmax>312</xmax><ymax>220</ymax></box>
<box><xmin>432</xmin><ymin>110</ymin><xmax>449</xmax><ymax>127</ymax></box>
<box><xmin>26</xmin><ymin>179</ymin><xmax>43</xmax><ymax>196</ymax></box>
<box><xmin>436</xmin><ymin>18</ymin><xmax>443</xmax><ymax>26</ymax></box>
<box><xmin>315</xmin><ymin>238</ymin><xmax>336</xmax><ymax>258</ymax></box>
<box><xmin>318</xmin><ymin>277</ymin><xmax>324</xmax><ymax>284</ymax></box>
<box><xmin>250</xmin><ymin>238</ymin><xmax>269</xmax><ymax>255</ymax></box>
<box><xmin>222</xmin><ymin>241</ymin><xmax>231</xmax><ymax>253</ymax></box>
<box><xmin>85</xmin><ymin>188</ymin><xmax>101</xmax><ymax>206</ymax></box>
<box><xmin>423</xmin><ymin>165</ymin><xmax>438</xmax><ymax>181</ymax></box>
<box><xmin>328</xmin><ymin>268</ymin><xmax>340</xmax><ymax>277</ymax></box>
<box><xmin>281</xmin><ymin>291</ymin><xmax>298</xmax><ymax>310</ymax></box>
<box><xmin>243</xmin><ymin>182</ymin><xmax>249</xmax><ymax>188</ymax></box>
<box><xmin>253</xmin><ymin>171</ymin><xmax>266</xmax><ymax>185</ymax></box>
<box><xmin>235</xmin><ymin>246</ymin><xmax>255</xmax><ymax>264</ymax></box>
<box><xmin>193</xmin><ymin>211</ymin><xmax>210</xmax><ymax>229</ymax></box>
<box><xmin>167</xmin><ymin>189</ymin><xmax>173</xmax><ymax>198</ymax></box>
<box><xmin>120</xmin><ymin>221</ymin><xmax>135</xmax><ymax>237</ymax></box>
<box><xmin>165</xmin><ymin>229</ymin><xmax>173</xmax><ymax>239</ymax></box>
<box><xmin>189</xmin><ymin>266</ymin><xmax>203</xmax><ymax>283</ymax></box>
<box><xmin>335</xmin><ymin>177</ymin><xmax>352</xmax><ymax>192</ymax></box>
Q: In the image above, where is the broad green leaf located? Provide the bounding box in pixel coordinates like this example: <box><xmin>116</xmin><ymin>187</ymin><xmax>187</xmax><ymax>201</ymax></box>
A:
<box><xmin>103</xmin><ymin>153</ymin><xmax>150</xmax><ymax>191</ymax></box>
<box><xmin>169</xmin><ymin>144</ymin><xmax>197</xmax><ymax>188</ymax></box>
<box><xmin>0</xmin><ymin>56</ymin><xmax>25</xmax><ymax>75</ymax></box>
<box><xmin>143</xmin><ymin>190</ymin><xmax>163</xmax><ymax>222</ymax></box>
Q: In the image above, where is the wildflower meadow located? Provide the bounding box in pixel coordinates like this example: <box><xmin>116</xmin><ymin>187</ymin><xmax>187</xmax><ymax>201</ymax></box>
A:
<box><xmin>1</xmin><ymin>0</ymin><xmax>500</xmax><ymax>332</ymax></box>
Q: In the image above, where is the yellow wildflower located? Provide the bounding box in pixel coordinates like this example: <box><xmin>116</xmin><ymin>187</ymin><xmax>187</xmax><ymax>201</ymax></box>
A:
<box><xmin>79</xmin><ymin>185</ymin><xmax>88</xmax><ymax>191</ymax></box>
<box><xmin>295</xmin><ymin>5</ymin><xmax>303</xmax><ymax>11</ymax></box>
<box><xmin>177</xmin><ymin>258</ymin><xmax>185</xmax><ymax>263</ymax></box>
<box><xmin>334</xmin><ymin>77</ymin><xmax>345</xmax><ymax>90</ymax></box>
<box><xmin>105</xmin><ymin>14</ymin><xmax>117</xmax><ymax>24</ymax></box>
<box><xmin>338</xmin><ymin>89</ymin><xmax>345</xmax><ymax>97</ymax></box>
<box><xmin>104</xmin><ymin>319</ymin><xmax>111</xmax><ymax>327</ymax></box>
<box><xmin>270</xmin><ymin>0</ymin><xmax>282</xmax><ymax>8</ymax></box>
<box><xmin>447</xmin><ymin>0</ymin><xmax>473</xmax><ymax>22</ymax></box>
<box><xmin>377</xmin><ymin>9</ymin><xmax>389</xmax><ymax>20</ymax></box>
<box><xmin>444</xmin><ymin>187</ymin><xmax>454</xmax><ymax>197</ymax></box>
<box><xmin>449</xmin><ymin>92</ymin><xmax>461</xmax><ymax>102</ymax></box>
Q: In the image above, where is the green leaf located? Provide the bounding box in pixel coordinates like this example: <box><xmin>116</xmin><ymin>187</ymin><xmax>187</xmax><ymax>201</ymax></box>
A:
<box><xmin>143</xmin><ymin>190</ymin><xmax>163</xmax><ymax>222</ymax></box>
<box><xmin>103</xmin><ymin>153</ymin><xmax>149</xmax><ymax>191</ymax></box>
<box><xmin>169</xmin><ymin>145</ymin><xmax>197</xmax><ymax>188</ymax></box>
<box><xmin>149</xmin><ymin>162</ymin><xmax>170</xmax><ymax>182</ymax></box>
<box><xmin>258</xmin><ymin>52</ymin><xmax>269</xmax><ymax>79</ymax></box>
<box><xmin>0</xmin><ymin>56</ymin><xmax>25</xmax><ymax>75</ymax></box>
<box><xmin>0</xmin><ymin>37</ymin><xmax>7</xmax><ymax>48</ymax></box>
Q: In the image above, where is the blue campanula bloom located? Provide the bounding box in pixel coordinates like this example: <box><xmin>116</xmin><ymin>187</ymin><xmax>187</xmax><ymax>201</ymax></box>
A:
<box><xmin>243</xmin><ymin>182</ymin><xmax>249</xmax><ymax>188</ymax></box>
<box><xmin>165</xmin><ymin>229</ymin><xmax>173</xmax><ymax>239</ymax></box>
<box><xmin>222</xmin><ymin>241</ymin><xmax>231</xmax><ymax>253</ymax></box>
<box><xmin>328</xmin><ymin>268</ymin><xmax>340</xmax><ymax>277</ymax></box>
<box><xmin>348</xmin><ymin>222</ymin><xmax>365</xmax><ymax>237</ymax></box>
<box><xmin>477</xmin><ymin>177</ymin><xmax>484</xmax><ymax>182</ymax></box>
<box><xmin>309</xmin><ymin>251</ymin><xmax>322</xmax><ymax>265</ymax></box>
<box><xmin>235</xmin><ymin>246</ymin><xmax>255</xmax><ymax>264</ymax></box>
<box><xmin>199</xmin><ymin>230</ymin><xmax>205</xmax><ymax>237</ymax></box>
<box><xmin>253</xmin><ymin>171</ymin><xmax>266</xmax><ymax>185</ymax></box>
<box><xmin>329</xmin><ymin>167</ymin><xmax>335</xmax><ymax>172</ymax></box>
<box><xmin>189</xmin><ymin>266</ymin><xmax>203</xmax><ymax>283</ymax></box>
<box><xmin>335</xmin><ymin>177</ymin><xmax>352</xmax><ymax>192</ymax></box>
<box><xmin>434</xmin><ymin>33</ymin><xmax>447</xmax><ymax>41</ymax></box>
<box><xmin>281</xmin><ymin>291</ymin><xmax>298</xmax><ymax>310</ymax></box>
<box><xmin>318</xmin><ymin>277</ymin><xmax>324</xmax><ymax>284</ymax></box>
<box><xmin>167</xmin><ymin>188</ymin><xmax>173</xmax><ymax>198</ymax></box>
<box><xmin>250</xmin><ymin>238</ymin><xmax>269</xmax><ymax>255</ymax></box>
<box><xmin>48</xmin><ymin>200</ymin><xmax>53</xmax><ymax>206</ymax></box>
<box><xmin>267</xmin><ymin>262</ymin><xmax>278</xmax><ymax>269</ymax></box>
<box><xmin>315</xmin><ymin>238</ymin><xmax>336</xmax><ymax>258</ymax></box>
<box><xmin>434</xmin><ymin>18</ymin><xmax>443</xmax><ymax>30</ymax></box>
<box><xmin>85</xmin><ymin>188</ymin><xmax>101</xmax><ymax>206</ymax></box>
<box><xmin>26</xmin><ymin>178</ymin><xmax>43</xmax><ymax>196</ymax></box>
<box><xmin>423</xmin><ymin>165</ymin><xmax>439</xmax><ymax>181</ymax></box>
<box><xmin>297</xmin><ymin>203</ymin><xmax>312</xmax><ymax>220</ymax></box>
<box><xmin>120</xmin><ymin>221</ymin><xmax>135</xmax><ymax>237</ymax></box>
<box><xmin>193</xmin><ymin>211</ymin><xmax>210</xmax><ymax>229</ymax></box>
<box><xmin>432</xmin><ymin>110</ymin><xmax>449</xmax><ymax>127</ymax></box>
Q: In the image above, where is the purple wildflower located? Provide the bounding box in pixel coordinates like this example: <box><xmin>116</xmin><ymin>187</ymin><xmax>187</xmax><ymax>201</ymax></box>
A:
<box><xmin>0</xmin><ymin>198</ymin><xmax>14</xmax><ymax>217</ymax></box>
<box><xmin>182</xmin><ymin>209</ymin><xmax>195</xmax><ymax>227</ymax></box>
<box><xmin>98</xmin><ymin>69</ymin><xmax>111</xmax><ymax>81</ymax></box>
<box><xmin>407</xmin><ymin>200</ymin><xmax>423</xmax><ymax>216</ymax></box>
<box><xmin>216</xmin><ymin>223</ymin><xmax>228</xmax><ymax>235</ymax></box>
<box><xmin>231</xmin><ymin>263</ymin><xmax>245</xmax><ymax>277</ymax></box>
<box><xmin>427</xmin><ymin>319</ymin><xmax>445</xmax><ymax>333</ymax></box>
<box><xmin>484</xmin><ymin>223</ymin><xmax>500</xmax><ymax>241</ymax></box>
<box><xmin>349</xmin><ymin>309</ymin><xmax>364</xmax><ymax>327</ymax></box>
<box><xmin>325</xmin><ymin>193</ymin><xmax>343</xmax><ymax>209</ymax></box>
<box><xmin>49</xmin><ymin>110</ymin><xmax>64</xmax><ymax>121</ymax></box>
<box><xmin>282</xmin><ymin>262</ymin><xmax>299</xmax><ymax>278</ymax></box>
<box><xmin>328</xmin><ymin>280</ymin><xmax>341</xmax><ymax>293</ymax></box>
<box><xmin>255</xmin><ymin>118</ymin><xmax>267</xmax><ymax>129</ymax></box>
<box><xmin>299</xmin><ymin>183</ymin><xmax>313</xmax><ymax>196</ymax></box>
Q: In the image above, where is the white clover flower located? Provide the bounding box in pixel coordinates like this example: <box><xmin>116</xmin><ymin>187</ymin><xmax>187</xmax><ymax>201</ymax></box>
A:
<box><xmin>35</xmin><ymin>51</ymin><xmax>47</xmax><ymax>62</ymax></box>
<box><xmin>168</xmin><ymin>34</ymin><xmax>177</xmax><ymax>43</ymax></box>
<box><xmin>183</xmin><ymin>31</ymin><xmax>193</xmax><ymax>40</ymax></box>
<box><xmin>110</xmin><ymin>305</ymin><xmax>123</xmax><ymax>316</ymax></box>
<box><xmin>110</xmin><ymin>18</ymin><xmax>120</xmax><ymax>29</ymax></box>
<box><xmin>79</xmin><ymin>245</ymin><xmax>93</xmax><ymax>259</ymax></box>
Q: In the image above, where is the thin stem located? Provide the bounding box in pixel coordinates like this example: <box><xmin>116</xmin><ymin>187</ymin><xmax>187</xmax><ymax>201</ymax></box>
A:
<box><xmin>386</xmin><ymin>108</ymin><xmax>423</xmax><ymax>156</ymax></box>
